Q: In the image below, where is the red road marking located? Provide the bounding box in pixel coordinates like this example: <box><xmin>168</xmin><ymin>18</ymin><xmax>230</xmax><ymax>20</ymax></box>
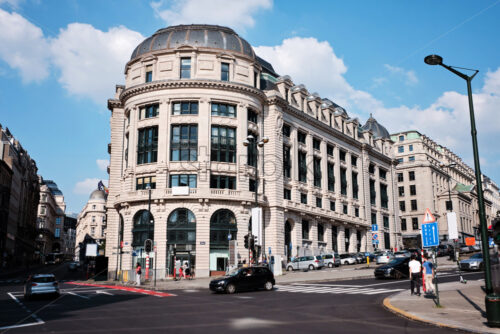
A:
<box><xmin>66</xmin><ymin>282</ymin><xmax>175</xmax><ymax>297</ymax></box>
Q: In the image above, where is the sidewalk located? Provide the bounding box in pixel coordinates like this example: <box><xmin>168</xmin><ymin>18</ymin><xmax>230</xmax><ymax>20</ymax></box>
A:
<box><xmin>384</xmin><ymin>280</ymin><xmax>500</xmax><ymax>334</ymax></box>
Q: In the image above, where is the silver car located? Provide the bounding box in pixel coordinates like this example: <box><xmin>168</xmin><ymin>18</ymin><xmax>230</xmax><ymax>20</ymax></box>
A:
<box><xmin>460</xmin><ymin>253</ymin><xmax>483</xmax><ymax>271</ymax></box>
<box><xmin>376</xmin><ymin>251</ymin><xmax>394</xmax><ymax>264</ymax></box>
<box><xmin>394</xmin><ymin>251</ymin><xmax>411</xmax><ymax>258</ymax></box>
<box><xmin>286</xmin><ymin>255</ymin><xmax>324</xmax><ymax>271</ymax></box>
<box><xmin>322</xmin><ymin>253</ymin><xmax>340</xmax><ymax>268</ymax></box>
<box><xmin>339</xmin><ymin>254</ymin><xmax>357</xmax><ymax>265</ymax></box>
<box><xmin>24</xmin><ymin>274</ymin><xmax>60</xmax><ymax>300</ymax></box>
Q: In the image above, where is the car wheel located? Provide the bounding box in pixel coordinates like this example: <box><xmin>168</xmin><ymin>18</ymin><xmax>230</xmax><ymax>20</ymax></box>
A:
<box><xmin>394</xmin><ymin>271</ymin><xmax>403</xmax><ymax>279</ymax></box>
<box><xmin>328</xmin><ymin>263</ymin><xmax>333</xmax><ymax>268</ymax></box>
<box><xmin>308</xmin><ymin>264</ymin><xmax>314</xmax><ymax>270</ymax></box>
<box><xmin>264</xmin><ymin>281</ymin><xmax>273</xmax><ymax>291</ymax></box>
<box><xmin>287</xmin><ymin>266</ymin><xmax>293</xmax><ymax>272</ymax></box>
<box><xmin>225</xmin><ymin>284</ymin><xmax>236</xmax><ymax>294</ymax></box>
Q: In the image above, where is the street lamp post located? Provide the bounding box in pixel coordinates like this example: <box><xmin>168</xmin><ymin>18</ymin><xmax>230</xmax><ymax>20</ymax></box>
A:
<box><xmin>243</xmin><ymin>134</ymin><xmax>269</xmax><ymax>264</ymax></box>
<box><xmin>425</xmin><ymin>54</ymin><xmax>500</xmax><ymax>327</ymax></box>
<box><xmin>145</xmin><ymin>184</ymin><xmax>153</xmax><ymax>281</ymax></box>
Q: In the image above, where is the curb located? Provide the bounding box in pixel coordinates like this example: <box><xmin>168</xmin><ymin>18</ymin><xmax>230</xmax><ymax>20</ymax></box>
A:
<box><xmin>382</xmin><ymin>296</ymin><xmax>482</xmax><ymax>334</ymax></box>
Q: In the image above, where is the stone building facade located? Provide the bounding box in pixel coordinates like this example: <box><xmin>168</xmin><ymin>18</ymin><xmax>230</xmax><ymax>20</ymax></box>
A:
<box><xmin>391</xmin><ymin>130</ymin><xmax>496</xmax><ymax>246</ymax></box>
<box><xmin>0</xmin><ymin>124</ymin><xmax>39</xmax><ymax>268</ymax></box>
<box><xmin>105</xmin><ymin>24</ymin><xmax>398</xmax><ymax>279</ymax></box>
<box><xmin>75</xmin><ymin>189</ymin><xmax>107</xmax><ymax>260</ymax></box>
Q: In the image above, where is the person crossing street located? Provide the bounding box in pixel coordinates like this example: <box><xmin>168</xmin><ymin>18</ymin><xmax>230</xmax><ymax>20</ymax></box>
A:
<box><xmin>409</xmin><ymin>255</ymin><xmax>422</xmax><ymax>296</ymax></box>
<box><xmin>422</xmin><ymin>255</ymin><xmax>435</xmax><ymax>295</ymax></box>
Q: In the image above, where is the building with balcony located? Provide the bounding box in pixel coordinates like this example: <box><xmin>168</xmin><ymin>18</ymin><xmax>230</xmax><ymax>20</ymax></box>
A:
<box><xmin>36</xmin><ymin>178</ymin><xmax>66</xmax><ymax>260</ymax></box>
<box><xmin>0</xmin><ymin>124</ymin><xmax>39</xmax><ymax>269</ymax></box>
<box><xmin>391</xmin><ymin>130</ymin><xmax>497</xmax><ymax>247</ymax></box>
<box><xmin>105</xmin><ymin>24</ymin><xmax>398</xmax><ymax>278</ymax></box>
<box><xmin>76</xmin><ymin>189</ymin><xmax>107</xmax><ymax>261</ymax></box>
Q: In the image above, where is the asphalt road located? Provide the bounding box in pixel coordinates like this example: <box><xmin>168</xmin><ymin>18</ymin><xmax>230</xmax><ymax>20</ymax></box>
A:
<box><xmin>0</xmin><ymin>263</ymin><xmax>483</xmax><ymax>333</ymax></box>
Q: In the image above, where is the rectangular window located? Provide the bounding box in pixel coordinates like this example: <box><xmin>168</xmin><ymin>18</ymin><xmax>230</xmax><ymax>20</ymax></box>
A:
<box><xmin>91</xmin><ymin>227</ymin><xmax>95</xmax><ymax>235</ymax></box>
<box><xmin>300</xmin><ymin>193</ymin><xmax>307</xmax><ymax>204</ymax></box>
<box><xmin>339</xmin><ymin>150</ymin><xmax>346</xmax><ymax>162</ymax></box>
<box><xmin>340</xmin><ymin>168</ymin><xmax>347</xmax><ymax>195</ymax></box>
<box><xmin>211</xmin><ymin>103</ymin><xmax>236</xmax><ymax>117</ymax></box>
<box><xmin>318</xmin><ymin>224</ymin><xmax>324</xmax><ymax>242</ymax></box>
<box><xmin>171</xmin><ymin>124</ymin><xmax>198</xmax><ymax>161</ymax></box>
<box><xmin>283</xmin><ymin>145</ymin><xmax>291</xmax><ymax>178</ymax></box>
<box><xmin>343</xmin><ymin>204</ymin><xmax>348</xmax><ymax>214</ymax></box>
<box><xmin>352</xmin><ymin>171</ymin><xmax>358</xmax><ymax>199</ymax></box>
<box><xmin>170</xmin><ymin>174</ymin><xmax>197</xmax><ymax>188</ymax></box>
<box><xmin>140</xmin><ymin>104</ymin><xmax>159</xmax><ymax>119</ymax></box>
<box><xmin>282</xmin><ymin>124</ymin><xmax>291</xmax><ymax>137</ymax></box>
<box><xmin>145</xmin><ymin>65</ymin><xmax>152</xmax><ymax>82</ymax></box>
<box><xmin>55</xmin><ymin>228</ymin><xmax>60</xmax><ymax>238</ymax></box>
<box><xmin>221</xmin><ymin>62</ymin><xmax>229</xmax><ymax>81</ymax></box>
<box><xmin>327</xmin><ymin>144</ymin><xmax>334</xmax><ymax>156</ymax></box>
<box><xmin>172</xmin><ymin>101</ymin><xmax>198</xmax><ymax>115</ymax></box>
<box><xmin>399</xmin><ymin>135</ymin><xmax>404</xmax><ymax>142</ymax></box>
<box><xmin>401</xmin><ymin>218</ymin><xmax>407</xmax><ymax>231</ymax></box>
<box><xmin>397</xmin><ymin>173</ymin><xmax>403</xmax><ymax>182</ymax></box>
<box><xmin>371</xmin><ymin>213</ymin><xmax>377</xmax><ymax>225</ymax></box>
<box><xmin>379</xmin><ymin>169</ymin><xmax>387</xmax><ymax>180</ymax></box>
<box><xmin>247</xmin><ymin>109</ymin><xmax>258</xmax><ymax>123</ymax></box>
<box><xmin>370</xmin><ymin>179</ymin><xmax>376</xmax><ymax>205</ymax></box>
<box><xmin>412</xmin><ymin>217</ymin><xmax>419</xmax><ymax>230</ymax></box>
<box><xmin>56</xmin><ymin>217</ymin><xmax>61</xmax><ymax>225</ymax></box>
<box><xmin>397</xmin><ymin>158</ymin><xmax>404</xmax><ymax>163</ymax></box>
<box><xmin>411</xmin><ymin>199</ymin><xmax>418</xmax><ymax>211</ymax></box>
<box><xmin>210</xmin><ymin>175</ymin><xmax>236</xmax><ymax>189</ymax></box>
<box><xmin>383</xmin><ymin>216</ymin><xmax>389</xmax><ymax>228</ymax></box>
<box><xmin>313</xmin><ymin>138</ymin><xmax>321</xmax><ymax>150</ymax></box>
<box><xmin>369</xmin><ymin>163</ymin><xmax>375</xmax><ymax>174</ymax></box>
<box><xmin>410</xmin><ymin>185</ymin><xmax>416</xmax><ymax>196</ymax></box>
<box><xmin>398</xmin><ymin>146</ymin><xmax>404</xmax><ymax>153</ymax></box>
<box><xmin>302</xmin><ymin>220</ymin><xmax>309</xmax><ymax>239</ymax></box>
<box><xmin>298</xmin><ymin>151</ymin><xmax>307</xmax><ymax>183</ymax></box>
<box><xmin>284</xmin><ymin>188</ymin><xmax>291</xmax><ymax>200</ymax></box>
<box><xmin>399</xmin><ymin>201</ymin><xmax>406</xmax><ymax>212</ymax></box>
<box><xmin>398</xmin><ymin>186</ymin><xmax>405</xmax><ymax>196</ymax></box>
<box><xmin>313</xmin><ymin>158</ymin><xmax>322</xmax><ymax>188</ymax></box>
<box><xmin>327</xmin><ymin>163</ymin><xmax>335</xmax><ymax>192</ymax></box>
<box><xmin>355</xmin><ymin>207</ymin><xmax>359</xmax><ymax>217</ymax></box>
<box><xmin>249</xmin><ymin>178</ymin><xmax>256</xmax><ymax>192</ymax></box>
<box><xmin>136</xmin><ymin>176</ymin><xmax>157</xmax><ymax>190</ymax></box>
<box><xmin>409</xmin><ymin>144</ymin><xmax>413</xmax><ymax>151</ymax></box>
<box><xmin>137</xmin><ymin>126</ymin><xmax>158</xmax><ymax>164</ymax></box>
<box><xmin>409</xmin><ymin>171</ymin><xmax>415</xmax><ymax>181</ymax></box>
<box><xmin>211</xmin><ymin>126</ymin><xmax>236</xmax><ymax>163</ymax></box>
<box><xmin>409</xmin><ymin>156</ymin><xmax>415</xmax><ymax>162</ymax></box>
<box><xmin>180</xmin><ymin>57</ymin><xmax>191</xmax><ymax>78</ymax></box>
<box><xmin>380</xmin><ymin>184</ymin><xmax>388</xmax><ymax>208</ymax></box>
<box><xmin>330</xmin><ymin>201</ymin><xmax>336</xmax><ymax>211</ymax></box>
<box><xmin>298</xmin><ymin>131</ymin><xmax>307</xmax><ymax>144</ymax></box>
<box><xmin>351</xmin><ymin>155</ymin><xmax>357</xmax><ymax>167</ymax></box>
<box><xmin>384</xmin><ymin>232</ymin><xmax>391</xmax><ymax>250</ymax></box>
<box><xmin>316</xmin><ymin>197</ymin><xmax>322</xmax><ymax>208</ymax></box>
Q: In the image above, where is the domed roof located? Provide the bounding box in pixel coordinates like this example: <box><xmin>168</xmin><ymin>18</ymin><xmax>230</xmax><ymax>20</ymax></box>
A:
<box><xmin>89</xmin><ymin>189</ymin><xmax>106</xmax><ymax>201</ymax></box>
<box><xmin>130</xmin><ymin>24</ymin><xmax>255</xmax><ymax>61</ymax></box>
<box><xmin>361</xmin><ymin>114</ymin><xmax>390</xmax><ymax>139</ymax></box>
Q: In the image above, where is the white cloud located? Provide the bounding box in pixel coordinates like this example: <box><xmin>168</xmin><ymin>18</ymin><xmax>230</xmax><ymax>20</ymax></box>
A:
<box><xmin>0</xmin><ymin>9</ymin><xmax>50</xmax><ymax>82</ymax></box>
<box><xmin>96</xmin><ymin>159</ymin><xmax>108</xmax><ymax>172</ymax></box>
<box><xmin>73</xmin><ymin>178</ymin><xmax>101</xmax><ymax>195</ymax></box>
<box><xmin>50</xmin><ymin>23</ymin><xmax>144</xmax><ymax>103</ymax></box>
<box><xmin>384</xmin><ymin>64</ymin><xmax>418</xmax><ymax>85</ymax></box>
<box><xmin>151</xmin><ymin>0</ymin><xmax>272</xmax><ymax>31</ymax></box>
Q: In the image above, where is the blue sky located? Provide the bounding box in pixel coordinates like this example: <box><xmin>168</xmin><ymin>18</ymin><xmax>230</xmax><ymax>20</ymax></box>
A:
<box><xmin>1</xmin><ymin>0</ymin><xmax>500</xmax><ymax>214</ymax></box>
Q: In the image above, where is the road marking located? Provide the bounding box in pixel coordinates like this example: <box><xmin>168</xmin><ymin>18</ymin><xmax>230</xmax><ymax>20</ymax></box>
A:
<box><xmin>67</xmin><ymin>282</ymin><xmax>176</xmax><ymax>297</ymax></box>
<box><xmin>276</xmin><ymin>284</ymin><xmax>404</xmax><ymax>296</ymax></box>
<box><xmin>1</xmin><ymin>292</ymin><xmax>45</xmax><ymax>330</ymax></box>
<box><xmin>67</xmin><ymin>292</ymin><xmax>90</xmax><ymax>299</ymax></box>
<box><xmin>96</xmin><ymin>290</ymin><xmax>113</xmax><ymax>295</ymax></box>
<box><xmin>292</xmin><ymin>283</ymin><xmax>363</xmax><ymax>288</ymax></box>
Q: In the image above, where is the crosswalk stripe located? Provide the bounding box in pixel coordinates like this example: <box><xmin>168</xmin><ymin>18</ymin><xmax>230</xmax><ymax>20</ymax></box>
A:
<box><xmin>275</xmin><ymin>284</ymin><xmax>403</xmax><ymax>295</ymax></box>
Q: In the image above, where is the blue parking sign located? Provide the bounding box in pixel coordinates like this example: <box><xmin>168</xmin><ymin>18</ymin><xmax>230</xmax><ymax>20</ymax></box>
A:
<box><xmin>372</xmin><ymin>225</ymin><xmax>378</xmax><ymax>232</ymax></box>
<box><xmin>422</xmin><ymin>222</ymin><xmax>439</xmax><ymax>248</ymax></box>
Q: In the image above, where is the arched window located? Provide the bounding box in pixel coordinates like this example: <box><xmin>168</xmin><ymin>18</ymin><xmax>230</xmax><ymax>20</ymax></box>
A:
<box><xmin>167</xmin><ymin>208</ymin><xmax>196</xmax><ymax>245</ymax></box>
<box><xmin>132</xmin><ymin>210</ymin><xmax>154</xmax><ymax>247</ymax></box>
<box><xmin>210</xmin><ymin>209</ymin><xmax>237</xmax><ymax>249</ymax></box>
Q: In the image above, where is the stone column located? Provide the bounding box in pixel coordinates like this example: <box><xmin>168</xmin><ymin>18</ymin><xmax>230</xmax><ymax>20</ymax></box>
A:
<box><xmin>337</xmin><ymin>225</ymin><xmax>345</xmax><ymax>254</ymax></box>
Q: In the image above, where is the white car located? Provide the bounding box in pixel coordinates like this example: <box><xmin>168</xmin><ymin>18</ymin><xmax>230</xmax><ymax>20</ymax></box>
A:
<box><xmin>376</xmin><ymin>251</ymin><xmax>394</xmax><ymax>264</ymax></box>
<box><xmin>338</xmin><ymin>254</ymin><xmax>356</xmax><ymax>265</ymax></box>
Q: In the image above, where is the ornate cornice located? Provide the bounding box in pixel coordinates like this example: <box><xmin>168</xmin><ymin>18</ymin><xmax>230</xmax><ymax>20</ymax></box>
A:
<box><xmin>120</xmin><ymin>80</ymin><xmax>266</xmax><ymax>104</ymax></box>
<box><xmin>108</xmin><ymin>98</ymin><xmax>122</xmax><ymax>110</ymax></box>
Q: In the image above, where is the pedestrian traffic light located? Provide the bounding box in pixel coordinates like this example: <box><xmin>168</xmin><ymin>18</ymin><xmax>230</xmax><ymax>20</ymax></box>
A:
<box><xmin>244</xmin><ymin>234</ymin><xmax>249</xmax><ymax>249</ymax></box>
<box><xmin>144</xmin><ymin>239</ymin><xmax>153</xmax><ymax>253</ymax></box>
<box><xmin>493</xmin><ymin>217</ymin><xmax>500</xmax><ymax>245</ymax></box>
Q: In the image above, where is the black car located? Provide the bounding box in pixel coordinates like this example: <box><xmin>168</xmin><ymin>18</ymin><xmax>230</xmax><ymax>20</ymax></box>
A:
<box><xmin>374</xmin><ymin>257</ymin><xmax>410</xmax><ymax>279</ymax></box>
<box><xmin>209</xmin><ymin>266</ymin><xmax>275</xmax><ymax>294</ymax></box>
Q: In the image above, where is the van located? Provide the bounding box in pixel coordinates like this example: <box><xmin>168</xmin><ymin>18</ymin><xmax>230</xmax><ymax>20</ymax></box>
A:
<box><xmin>322</xmin><ymin>253</ymin><xmax>340</xmax><ymax>268</ymax></box>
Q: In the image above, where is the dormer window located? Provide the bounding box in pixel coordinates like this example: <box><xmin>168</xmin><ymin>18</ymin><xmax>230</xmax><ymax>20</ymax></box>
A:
<box><xmin>221</xmin><ymin>63</ymin><xmax>229</xmax><ymax>81</ymax></box>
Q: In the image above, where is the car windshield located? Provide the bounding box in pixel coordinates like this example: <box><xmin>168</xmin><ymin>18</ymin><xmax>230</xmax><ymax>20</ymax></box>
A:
<box><xmin>388</xmin><ymin>258</ymin><xmax>405</xmax><ymax>265</ymax></box>
<box><xmin>33</xmin><ymin>276</ymin><xmax>55</xmax><ymax>283</ymax></box>
<box><xmin>227</xmin><ymin>268</ymin><xmax>241</xmax><ymax>277</ymax></box>
<box><xmin>470</xmin><ymin>253</ymin><xmax>482</xmax><ymax>259</ymax></box>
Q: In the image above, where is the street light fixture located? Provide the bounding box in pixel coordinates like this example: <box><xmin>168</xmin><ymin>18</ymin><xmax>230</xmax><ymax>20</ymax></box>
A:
<box><xmin>425</xmin><ymin>55</ymin><xmax>500</xmax><ymax>327</ymax></box>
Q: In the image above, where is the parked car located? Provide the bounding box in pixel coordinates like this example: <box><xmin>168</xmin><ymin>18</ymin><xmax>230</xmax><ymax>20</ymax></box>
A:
<box><xmin>376</xmin><ymin>251</ymin><xmax>394</xmax><ymax>264</ymax></box>
<box><xmin>436</xmin><ymin>244</ymin><xmax>453</xmax><ymax>257</ymax></box>
<box><xmin>374</xmin><ymin>257</ymin><xmax>410</xmax><ymax>279</ymax></box>
<box><xmin>339</xmin><ymin>254</ymin><xmax>357</xmax><ymax>265</ymax></box>
<box><xmin>209</xmin><ymin>266</ymin><xmax>275</xmax><ymax>294</ymax></box>
<box><xmin>68</xmin><ymin>262</ymin><xmax>78</xmax><ymax>271</ymax></box>
<box><xmin>286</xmin><ymin>255</ymin><xmax>324</xmax><ymax>271</ymax></box>
<box><xmin>24</xmin><ymin>274</ymin><xmax>59</xmax><ymax>300</ymax></box>
<box><xmin>394</xmin><ymin>251</ymin><xmax>411</xmax><ymax>258</ymax></box>
<box><xmin>322</xmin><ymin>253</ymin><xmax>340</xmax><ymax>268</ymax></box>
<box><xmin>460</xmin><ymin>253</ymin><xmax>484</xmax><ymax>271</ymax></box>
<box><xmin>356</xmin><ymin>253</ymin><xmax>368</xmax><ymax>263</ymax></box>
<box><xmin>459</xmin><ymin>245</ymin><xmax>472</xmax><ymax>254</ymax></box>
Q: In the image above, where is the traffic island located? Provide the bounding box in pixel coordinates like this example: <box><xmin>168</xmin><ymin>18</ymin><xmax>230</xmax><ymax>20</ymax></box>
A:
<box><xmin>383</xmin><ymin>280</ymin><xmax>500</xmax><ymax>334</ymax></box>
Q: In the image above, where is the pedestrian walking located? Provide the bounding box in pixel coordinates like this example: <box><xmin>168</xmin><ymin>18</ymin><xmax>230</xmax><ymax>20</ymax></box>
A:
<box><xmin>179</xmin><ymin>264</ymin><xmax>184</xmax><ymax>279</ymax></box>
<box><xmin>422</xmin><ymin>255</ymin><xmax>435</xmax><ymax>295</ymax></box>
<box><xmin>135</xmin><ymin>262</ymin><xmax>142</xmax><ymax>286</ymax></box>
<box><xmin>409</xmin><ymin>254</ymin><xmax>422</xmax><ymax>296</ymax></box>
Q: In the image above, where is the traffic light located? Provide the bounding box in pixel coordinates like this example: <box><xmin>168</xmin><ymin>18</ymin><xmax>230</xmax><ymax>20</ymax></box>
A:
<box><xmin>244</xmin><ymin>234</ymin><xmax>249</xmax><ymax>249</ymax></box>
<box><xmin>145</xmin><ymin>239</ymin><xmax>153</xmax><ymax>253</ymax></box>
<box><xmin>249</xmin><ymin>235</ymin><xmax>255</xmax><ymax>250</ymax></box>
<box><xmin>493</xmin><ymin>218</ymin><xmax>500</xmax><ymax>245</ymax></box>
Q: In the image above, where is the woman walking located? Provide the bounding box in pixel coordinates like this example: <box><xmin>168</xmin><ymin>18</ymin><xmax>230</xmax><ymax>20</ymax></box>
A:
<box><xmin>135</xmin><ymin>262</ymin><xmax>142</xmax><ymax>286</ymax></box>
